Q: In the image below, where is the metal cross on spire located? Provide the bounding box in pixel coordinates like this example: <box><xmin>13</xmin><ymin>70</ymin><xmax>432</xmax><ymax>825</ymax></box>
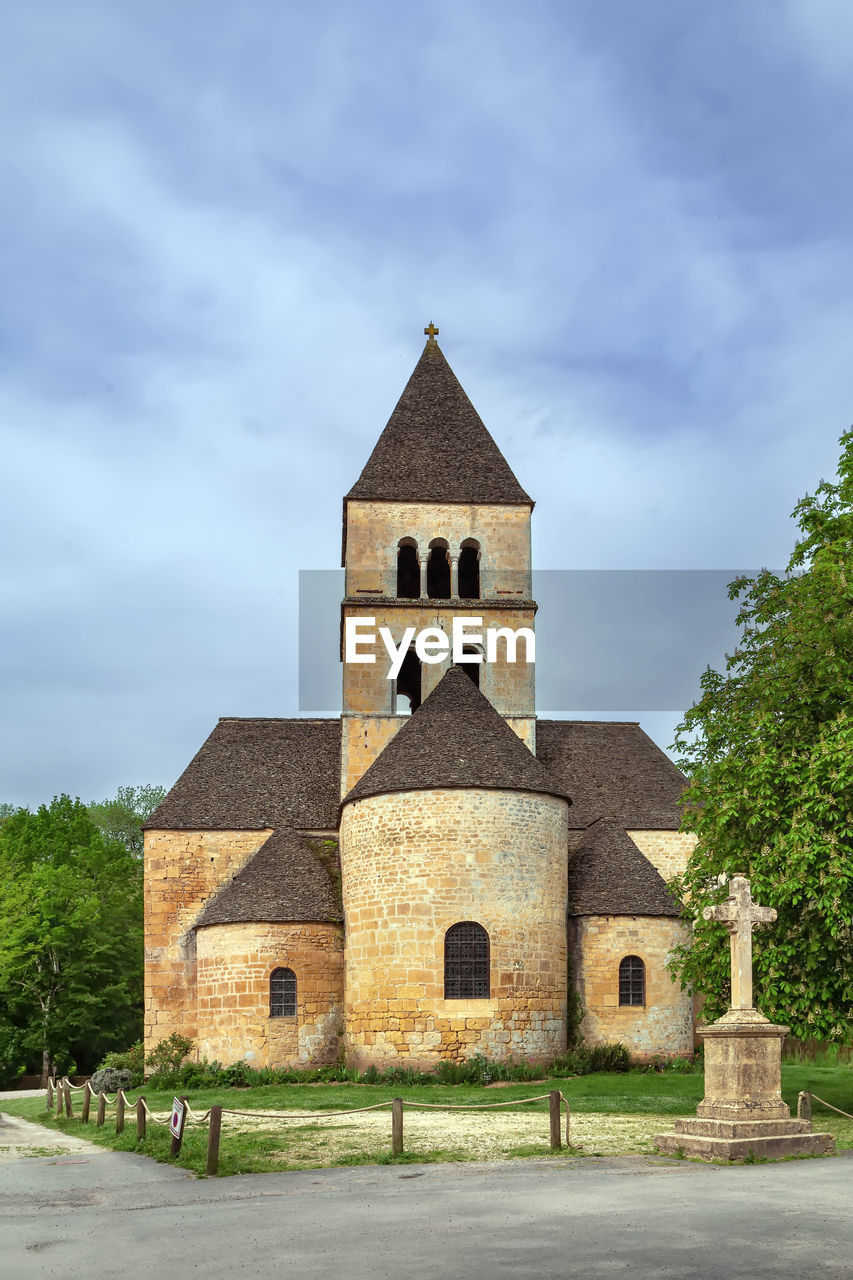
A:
<box><xmin>703</xmin><ymin>874</ymin><xmax>776</xmax><ymax>1010</ymax></box>
<box><xmin>424</xmin><ymin>322</ymin><xmax>439</xmax><ymax>341</ymax></box>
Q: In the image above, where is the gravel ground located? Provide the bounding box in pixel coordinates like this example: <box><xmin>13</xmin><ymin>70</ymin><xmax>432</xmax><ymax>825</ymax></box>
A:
<box><xmin>213</xmin><ymin>1104</ymin><xmax>688</xmax><ymax>1161</ymax></box>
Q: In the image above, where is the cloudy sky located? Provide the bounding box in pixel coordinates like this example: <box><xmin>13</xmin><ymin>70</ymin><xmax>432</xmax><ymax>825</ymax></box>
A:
<box><xmin>2</xmin><ymin>1</ymin><xmax>851</xmax><ymax>809</ymax></box>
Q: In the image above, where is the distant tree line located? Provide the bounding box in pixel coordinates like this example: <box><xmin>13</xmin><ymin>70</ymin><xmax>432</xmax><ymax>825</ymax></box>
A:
<box><xmin>0</xmin><ymin>785</ymin><xmax>164</xmax><ymax>1085</ymax></box>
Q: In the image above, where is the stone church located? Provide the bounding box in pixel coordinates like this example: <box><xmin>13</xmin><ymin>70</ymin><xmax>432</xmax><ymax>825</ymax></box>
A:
<box><xmin>144</xmin><ymin>328</ymin><xmax>696</xmax><ymax>1070</ymax></box>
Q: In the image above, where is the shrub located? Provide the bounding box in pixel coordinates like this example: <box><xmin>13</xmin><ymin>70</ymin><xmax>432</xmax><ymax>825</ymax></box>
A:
<box><xmin>551</xmin><ymin>1044</ymin><xmax>593</xmax><ymax>1076</ymax></box>
<box><xmin>588</xmin><ymin>1042</ymin><xmax>631</xmax><ymax>1073</ymax></box>
<box><xmin>145</xmin><ymin>1033</ymin><xmax>194</xmax><ymax>1079</ymax></box>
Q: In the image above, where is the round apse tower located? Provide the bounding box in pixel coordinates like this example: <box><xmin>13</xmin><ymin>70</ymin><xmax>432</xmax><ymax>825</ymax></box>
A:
<box><xmin>338</xmin><ymin>666</ymin><xmax>571</xmax><ymax>1071</ymax></box>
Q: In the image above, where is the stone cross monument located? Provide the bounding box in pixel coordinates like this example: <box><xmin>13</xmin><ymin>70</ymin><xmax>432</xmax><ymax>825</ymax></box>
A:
<box><xmin>655</xmin><ymin>873</ymin><xmax>834</xmax><ymax>1161</ymax></box>
<box><xmin>702</xmin><ymin>873</ymin><xmax>776</xmax><ymax>1010</ymax></box>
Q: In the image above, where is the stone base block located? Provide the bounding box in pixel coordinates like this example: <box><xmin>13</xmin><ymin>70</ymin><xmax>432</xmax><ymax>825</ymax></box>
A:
<box><xmin>655</xmin><ymin>1117</ymin><xmax>835</xmax><ymax>1162</ymax></box>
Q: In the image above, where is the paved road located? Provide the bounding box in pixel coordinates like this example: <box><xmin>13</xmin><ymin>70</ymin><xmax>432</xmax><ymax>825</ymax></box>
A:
<box><xmin>1</xmin><ymin>1111</ymin><xmax>850</xmax><ymax>1279</ymax></box>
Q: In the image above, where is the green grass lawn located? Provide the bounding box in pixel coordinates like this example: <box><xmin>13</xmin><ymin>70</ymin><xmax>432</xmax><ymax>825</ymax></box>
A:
<box><xmin>3</xmin><ymin>1065</ymin><xmax>850</xmax><ymax>1177</ymax></box>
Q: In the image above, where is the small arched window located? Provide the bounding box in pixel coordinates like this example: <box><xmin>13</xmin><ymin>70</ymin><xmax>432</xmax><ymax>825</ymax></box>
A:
<box><xmin>458</xmin><ymin>541</ymin><xmax>480</xmax><ymax>599</ymax></box>
<box><xmin>396</xmin><ymin>540</ymin><xmax>420</xmax><ymax>598</ymax></box>
<box><xmin>395</xmin><ymin>647</ymin><xmax>421</xmax><ymax>714</ymax></box>
<box><xmin>444</xmin><ymin>922</ymin><xmax>490</xmax><ymax>998</ymax></box>
<box><xmin>427</xmin><ymin>541</ymin><xmax>450</xmax><ymax>599</ymax></box>
<box><xmin>455</xmin><ymin>645</ymin><xmax>481</xmax><ymax>689</ymax></box>
<box><xmin>270</xmin><ymin>967</ymin><xmax>296</xmax><ymax>1017</ymax></box>
<box><xmin>618</xmin><ymin>956</ymin><xmax>645</xmax><ymax>1006</ymax></box>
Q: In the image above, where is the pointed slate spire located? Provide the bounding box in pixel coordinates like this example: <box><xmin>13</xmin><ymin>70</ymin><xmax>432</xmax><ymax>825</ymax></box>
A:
<box><xmin>342</xmin><ymin>665</ymin><xmax>568</xmax><ymax>806</ymax></box>
<box><xmin>567</xmin><ymin>817</ymin><xmax>681</xmax><ymax>917</ymax></box>
<box><xmin>346</xmin><ymin>335</ymin><xmax>532</xmax><ymax>506</ymax></box>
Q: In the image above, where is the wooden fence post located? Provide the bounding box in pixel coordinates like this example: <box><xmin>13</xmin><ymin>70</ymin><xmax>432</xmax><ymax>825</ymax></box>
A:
<box><xmin>797</xmin><ymin>1091</ymin><xmax>812</xmax><ymax>1120</ymax></box>
<box><xmin>96</xmin><ymin>1092</ymin><xmax>106</xmax><ymax>1126</ymax></box>
<box><xmin>63</xmin><ymin>1080</ymin><xmax>73</xmax><ymax>1118</ymax></box>
<box><xmin>81</xmin><ymin>1082</ymin><xmax>91</xmax><ymax>1124</ymax></box>
<box><xmin>46</xmin><ymin>1079</ymin><xmax>53</xmax><ymax>1111</ymax></box>
<box><xmin>206</xmin><ymin>1105</ymin><xmax>222</xmax><ymax>1177</ymax></box>
<box><xmin>549</xmin><ymin>1091</ymin><xmax>562</xmax><ymax>1150</ymax></box>
<box><xmin>116</xmin><ymin>1092</ymin><xmax>125</xmax><ymax>1134</ymax></box>
<box><xmin>391</xmin><ymin>1098</ymin><xmax>404</xmax><ymax>1156</ymax></box>
<box><xmin>136</xmin><ymin>1097</ymin><xmax>146</xmax><ymax>1141</ymax></box>
<box><xmin>170</xmin><ymin>1097</ymin><xmax>188</xmax><ymax>1157</ymax></box>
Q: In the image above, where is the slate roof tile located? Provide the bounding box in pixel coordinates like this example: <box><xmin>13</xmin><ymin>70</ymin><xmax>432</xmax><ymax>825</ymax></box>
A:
<box><xmin>345</xmin><ymin>339</ymin><xmax>532</xmax><ymax>508</ymax></box>
<box><xmin>145</xmin><ymin>718</ymin><xmax>340</xmax><ymax>831</ymax></box>
<box><xmin>567</xmin><ymin>817</ymin><xmax>681</xmax><ymax>917</ymax></box>
<box><xmin>536</xmin><ymin>720</ymin><xmax>687</xmax><ymax>830</ymax></box>
<box><xmin>194</xmin><ymin>828</ymin><xmax>341</xmax><ymax>927</ymax></box>
<box><xmin>343</xmin><ymin>665</ymin><xmax>569</xmax><ymax>806</ymax></box>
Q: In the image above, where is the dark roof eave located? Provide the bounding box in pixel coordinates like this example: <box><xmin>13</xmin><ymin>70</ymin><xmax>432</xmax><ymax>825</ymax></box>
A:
<box><xmin>195</xmin><ymin>915</ymin><xmax>343</xmax><ymax>930</ymax></box>
<box><xmin>340</xmin><ymin>781</ymin><xmax>571</xmax><ymax>816</ymax></box>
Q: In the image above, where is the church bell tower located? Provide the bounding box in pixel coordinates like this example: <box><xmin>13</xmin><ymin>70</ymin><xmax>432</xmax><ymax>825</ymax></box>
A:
<box><xmin>340</xmin><ymin>326</ymin><xmax>537</xmax><ymax>796</ymax></box>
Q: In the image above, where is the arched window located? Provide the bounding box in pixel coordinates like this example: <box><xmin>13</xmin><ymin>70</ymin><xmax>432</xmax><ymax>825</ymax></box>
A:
<box><xmin>444</xmin><ymin>922</ymin><xmax>489</xmax><ymax>998</ymax></box>
<box><xmin>618</xmin><ymin>956</ymin><xmax>645</xmax><ymax>1006</ymax></box>
<box><xmin>396</xmin><ymin>540</ymin><xmax>420</xmax><ymax>598</ymax></box>
<box><xmin>395</xmin><ymin>647</ymin><xmax>421</xmax><ymax>714</ymax></box>
<box><xmin>427</xmin><ymin>541</ymin><xmax>450</xmax><ymax>599</ymax></box>
<box><xmin>455</xmin><ymin>645</ymin><xmax>481</xmax><ymax>689</ymax></box>
<box><xmin>458</xmin><ymin>541</ymin><xmax>480</xmax><ymax>599</ymax></box>
<box><xmin>270</xmin><ymin>967</ymin><xmax>296</xmax><ymax>1017</ymax></box>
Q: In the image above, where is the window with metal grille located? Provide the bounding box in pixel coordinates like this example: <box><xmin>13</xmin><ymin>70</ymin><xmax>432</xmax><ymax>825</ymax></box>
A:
<box><xmin>618</xmin><ymin>955</ymin><xmax>645</xmax><ymax>1006</ymax></box>
<box><xmin>444</xmin><ymin>922</ymin><xmax>489</xmax><ymax>999</ymax></box>
<box><xmin>270</xmin><ymin>967</ymin><xmax>296</xmax><ymax>1017</ymax></box>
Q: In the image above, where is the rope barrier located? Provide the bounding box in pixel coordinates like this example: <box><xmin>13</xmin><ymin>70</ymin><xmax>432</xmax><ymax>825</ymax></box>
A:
<box><xmin>221</xmin><ymin>1100</ymin><xmax>394</xmax><ymax>1120</ymax></box>
<box><xmin>404</xmin><ymin>1093</ymin><xmax>559</xmax><ymax>1111</ymax></box>
<box><xmin>808</xmin><ymin>1092</ymin><xmax>853</xmax><ymax>1120</ymax></box>
<box><xmin>52</xmin><ymin>1082</ymin><xmax>568</xmax><ymax>1127</ymax></box>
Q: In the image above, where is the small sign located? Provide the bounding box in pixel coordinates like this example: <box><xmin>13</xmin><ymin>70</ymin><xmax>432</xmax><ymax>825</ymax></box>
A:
<box><xmin>169</xmin><ymin>1097</ymin><xmax>186</xmax><ymax>1139</ymax></box>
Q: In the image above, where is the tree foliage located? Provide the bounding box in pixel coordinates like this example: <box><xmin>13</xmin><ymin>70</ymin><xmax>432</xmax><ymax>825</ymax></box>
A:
<box><xmin>669</xmin><ymin>430</ymin><xmax>853</xmax><ymax>1042</ymax></box>
<box><xmin>0</xmin><ymin>795</ymin><xmax>143</xmax><ymax>1076</ymax></box>
<box><xmin>87</xmin><ymin>783</ymin><xmax>166</xmax><ymax>858</ymax></box>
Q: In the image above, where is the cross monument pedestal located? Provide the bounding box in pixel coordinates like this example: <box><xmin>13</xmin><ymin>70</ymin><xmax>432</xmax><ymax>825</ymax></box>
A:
<box><xmin>655</xmin><ymin>875</ymin><xmax>835</xmax><ymax>1162</ymax></box>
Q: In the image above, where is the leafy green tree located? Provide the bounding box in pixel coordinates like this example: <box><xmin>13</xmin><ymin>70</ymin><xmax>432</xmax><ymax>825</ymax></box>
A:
<box><xmin>0</xmin><ymin>796</ymin><xmax>143</xmax><ymax>1080</ymax></box>
<box><xmin>87</xmin><ymin>783</ymin><xmax>166</xmax><ymax>858</ymax></box>
<box><xmin>669</xmin><ymin>430</ymin><xmax>853</xmax><ymax>1042</ymax></box>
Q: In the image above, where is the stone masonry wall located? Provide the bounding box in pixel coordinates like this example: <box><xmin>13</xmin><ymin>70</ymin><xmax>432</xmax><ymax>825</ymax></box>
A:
<box><xmin>144</xmin><ymin>828</ymin><xmax>271</xmax><ymax>1058</ymax></box>
<box><xmin>626</xmin><ymin>830</ymin><xmax>696</xmax><ymax>883</ymax></box>
<box><xmin>196</xmin><ymin>922</ymin><xmax>344</xmax><ymax>1067</ymax></box>
<box><xmin>340</xmin><ymin>788</ymin><xmax>569</xmax><ymax>1070</ymax></box>
<box><xmin>345</xmin><ymin>500</ymin><xmax>532</xmax><ymax>599</ymax></box>
<box><xmin>569</xmin><ymin>915</ymin><xmax>694</xmax><ymax>1059</ymax></box>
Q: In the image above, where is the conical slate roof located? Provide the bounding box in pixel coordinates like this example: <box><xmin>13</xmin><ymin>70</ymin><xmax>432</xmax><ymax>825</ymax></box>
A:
<box><xmin>567</xmin><ymin>817</ymin><xmax>681</xmax><ymax>917</ymax></box>
<box><xmin>194</xmin><ymin>828</ymin><xmax>341</xmax><ymax>927</ymax></box>
<box><xmin>343</xmin><ymin>665</ymin><xmax>569</xmax><ymax>806</ymax></box>
<box><xmin>345</xmin><ymin>338</ymin><xmax>532</xmax><ymax>507</ymax></box>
